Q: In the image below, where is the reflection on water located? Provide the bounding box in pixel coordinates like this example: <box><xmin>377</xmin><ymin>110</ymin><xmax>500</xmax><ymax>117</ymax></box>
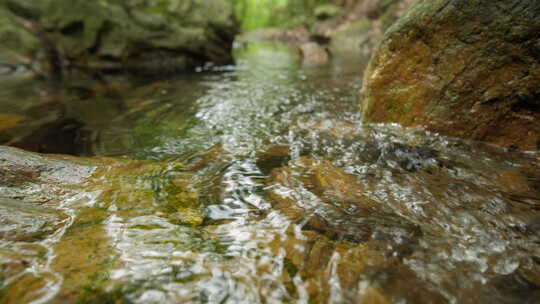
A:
<box><xmin>0</xmin><ymin>41</ymin><xmax>539</xmax><ymax>303</ymax></box>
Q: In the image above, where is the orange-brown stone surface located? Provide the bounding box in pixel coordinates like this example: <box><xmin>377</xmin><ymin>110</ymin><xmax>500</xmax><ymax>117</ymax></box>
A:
<box><xmin>361</xmin><ymin>0</ymin><xmax>540</xmax><ymax>150</ymax></box>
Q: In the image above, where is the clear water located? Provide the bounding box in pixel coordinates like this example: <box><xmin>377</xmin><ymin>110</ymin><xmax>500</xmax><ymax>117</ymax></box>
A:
<box><xmin>0</xmin><ymin>41</ymin><xmax>539</xmax><ymax>304</ymax></box>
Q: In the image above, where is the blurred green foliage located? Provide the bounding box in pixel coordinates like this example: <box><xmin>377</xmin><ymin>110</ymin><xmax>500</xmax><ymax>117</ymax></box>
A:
<box><xmin>231</xmin><ymin>0</ymin><xmax>335</xmax><ymax>31</ymax></box>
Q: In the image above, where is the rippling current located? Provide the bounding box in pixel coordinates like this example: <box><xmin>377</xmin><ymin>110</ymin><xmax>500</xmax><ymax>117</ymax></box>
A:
<box><xmin>0</xmin><ymin>41</ymin><xmax>539</xmax><ymax>304</ymax></box>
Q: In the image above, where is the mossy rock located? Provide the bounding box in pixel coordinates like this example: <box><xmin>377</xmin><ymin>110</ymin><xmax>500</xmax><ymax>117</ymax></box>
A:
<box><xmin>0</xmin><ymin>8</ymin><xmax>39</xmax><ymax>65</ymax></box>
<box><xmin>1</xmin><ymin>0</ymin><xmax>239</xmax><ymax>74</ymax></box>
<box><xmin>361</xmin><ymin>0</ymin><xmax>540</xmax><ymax>150</ymax></box>
<box><xmin>3</xmin><ymin>0</ymin><xmax>43</xmax><ymax>20</ymax></box>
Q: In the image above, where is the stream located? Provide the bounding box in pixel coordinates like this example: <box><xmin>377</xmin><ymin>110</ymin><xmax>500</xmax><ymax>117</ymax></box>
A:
<box><xmin>0</xmin><ymin>41</ymin><xmax>540</xmax><ymax>304</ymax></box>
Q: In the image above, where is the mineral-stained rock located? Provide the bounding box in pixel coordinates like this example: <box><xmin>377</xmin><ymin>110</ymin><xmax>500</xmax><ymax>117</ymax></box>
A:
<box><xmin>0</xmin><ymin>145</ymin><xmax>210</xmax><ymax>302</ymax></box>
<box><xmin>0</xmin><ymin>145</ymin><xmax>206</xmax><ymax>224</ymax></box>
<box><xmin>361</xmin><ymin>0</ymin><xmax>540</xmax><ymax>150</ymax></box>
<box><xmin>266</xmin><ymin>157</ymin><xmax>421</xmax><ymax>244</ymax></box>
<box><xmin>0</xmin><ymin>0</ymin><xmax>238</xmax><ymax>75</ymax></box>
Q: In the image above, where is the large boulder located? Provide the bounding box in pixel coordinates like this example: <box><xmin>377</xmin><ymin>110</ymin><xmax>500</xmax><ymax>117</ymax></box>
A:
<box><xmin>0</xmin><ymin>0</ymin><xmax>238</xmax><ymax>74</ymax></box>
<box><xmin>361</xmin><ymin>0</ymin><xmax>540</xmax><ymax>150</ymax></box>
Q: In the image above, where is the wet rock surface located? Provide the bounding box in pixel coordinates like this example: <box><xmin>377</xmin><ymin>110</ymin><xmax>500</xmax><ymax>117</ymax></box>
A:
<box><xmin>266</xmin><ymin>157</ymin><xmax>422</xmax><ymax>245</ymax></box>
<box><xmin>0</xmin><ymin>41</ymin><xmax>539</xmax><ymax>303</ymax></box>
<box><xmin>361</xmin><ymin>0</ymin><xmax>540</xmax><ymax>150</ymax></box>
<box><xmin>0</xmin><ymin>197</ymin><xmax>68</xmax><ymax>241</ymax></box>
<box><xmin>0</xmin><ymin>145</ymin><xmax>212</xmax><ymax>302</ymax></box>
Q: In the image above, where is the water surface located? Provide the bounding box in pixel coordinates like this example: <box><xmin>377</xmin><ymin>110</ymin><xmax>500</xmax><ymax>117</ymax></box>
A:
<box><xmin>0</xmin><ymin>41</ymin><xmax>539</xmax><ymax>304</ymax></box>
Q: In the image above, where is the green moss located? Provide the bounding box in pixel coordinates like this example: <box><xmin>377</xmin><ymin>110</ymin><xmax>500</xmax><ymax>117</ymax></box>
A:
<box><xmin>4</xmin><ymin>0</ymin><xmax>43</xmax><ymax>20</ymax></box>
<box><xmin>77</xmin><ymin>276</ymin><xmax>134</xmax><ymax>304</ymax></box>
<box><xmin>0</xmin><ymin>10</ymin><xmax>39</xmax><ymax>63</ymax></box>
<box><xmin>86</xmin><ymin>159</ymin><xmax>206</xmax><ymax>226</ymax></box>
<box><xmin>383</xmin><ymin>98</ymin><xmax>396</xmax><ymax>112</ymax></box>
<box><xmin>360</xmin><ymin>96</ymin><xmax>374</xmax><ymax>123</ymax></box>
<box><xmin>444</xmin><ymin>89</ymin><xmax>459</xmax><ymax>101</ymax></box>
<box><xmin>63</xmin><ymin>218</ymin><xmax>105</xmax><ymax>236</ymax></box>
<box><xmin>43</xmin><ymin>0</ymin><xmax>111</xmax><ymax>52</ymax></box>
<box><xmin>284</xmin><ymin>257</ymin><xmax>299</xmax><ymax>278</ymax></box>
<box><xmin>2</xmin><ymin>0</ymin><xmax>238</xmax><ymax>73</ymax></box>
<box><xmin>314</xmin><ymin>4</ymin><xmax>344</xmax><ymax>20</ymax></box>
<box><xmin>429</xmin><ymin>105</ymin><xmax>449</xmax><ymax>116</ymax></box>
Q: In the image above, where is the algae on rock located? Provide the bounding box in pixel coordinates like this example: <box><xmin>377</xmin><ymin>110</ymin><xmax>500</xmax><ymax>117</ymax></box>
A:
<box><xmin>0</xmin><ymin>7</ymin><xmax>40</xmax><ymax>66</ymax></box>
<box><xmin>0</xmin><ymin>146</ymin><xmax>210</xmax><ymax>302</ymax></box>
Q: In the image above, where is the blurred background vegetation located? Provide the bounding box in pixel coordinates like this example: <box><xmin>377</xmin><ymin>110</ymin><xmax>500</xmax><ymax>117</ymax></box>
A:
<box><xmin>231</xmin><ymin>0</ymin><xmax>350</xmax><ymax>31</ymax></box>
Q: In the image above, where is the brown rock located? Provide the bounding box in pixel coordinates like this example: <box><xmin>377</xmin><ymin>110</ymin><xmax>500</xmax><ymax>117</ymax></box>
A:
<box><xmin>299</xmin><ymin>42</ymin><xmax>329</xmax><ymax>65</ymax></box>
<box><xmin>361</xmin><ymin>0</ymin><xmax>540</xmax><ymax>150</ymax></box>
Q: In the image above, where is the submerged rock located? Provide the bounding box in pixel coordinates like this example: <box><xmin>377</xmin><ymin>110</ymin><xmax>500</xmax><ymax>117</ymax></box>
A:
<box><xmin>0</xmin><ymin>0</ymin><xmax>238</xmax><ymax>75</ymax></box>
<box><xmin>0</xmin><ymin>197</ymin><xmax>68</xmax><ymax>241</ymax></box>
<box><xmin>374</xmin><ymin>142</ymin><xmax>442</xmax><ymax>172</ymax></box>
<box><xmin>0</xmin><ymin>146</ymin><xmax>209</xmax><ymax>302</ymax></box>
<box><xmin>361</xmin><ymin>0</ymin><xmax>540</xmax><ymax>150</ymax></box>
<box><xmin>266</xmin><ymin>156</ymin><xmax>421</xmax><ymax>244</ymax></box>
<box><xmin>0</xmin><ymin>145</ymin><xmax>207</xmax><ymax>226</ymax></box>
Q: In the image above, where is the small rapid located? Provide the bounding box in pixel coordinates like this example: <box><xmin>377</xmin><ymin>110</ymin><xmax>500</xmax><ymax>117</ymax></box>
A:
<box><xmin>0</xmin><ymin>41</ymin><xmax>539</xmax><ymax>304</ymax></box>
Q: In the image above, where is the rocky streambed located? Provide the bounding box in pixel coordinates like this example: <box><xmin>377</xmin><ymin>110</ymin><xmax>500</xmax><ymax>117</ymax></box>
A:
<box><xmin>0</xmin><ymin>41</ymin><xmax>539</xmax><ymax>303</ymax></box>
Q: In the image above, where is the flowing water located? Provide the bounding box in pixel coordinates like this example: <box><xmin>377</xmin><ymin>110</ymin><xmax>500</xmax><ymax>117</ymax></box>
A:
<box><xmin>0</xmin><ymin>41</ymin><xmax>539</xmax><ymax>304</ymax></box>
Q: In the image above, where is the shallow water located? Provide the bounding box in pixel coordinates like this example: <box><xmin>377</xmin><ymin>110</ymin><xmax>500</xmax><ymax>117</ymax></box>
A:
<box><xmin>0</xmin><ymin>41</ymin><xmax>539</xmax><ymax>304</ymax></box>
